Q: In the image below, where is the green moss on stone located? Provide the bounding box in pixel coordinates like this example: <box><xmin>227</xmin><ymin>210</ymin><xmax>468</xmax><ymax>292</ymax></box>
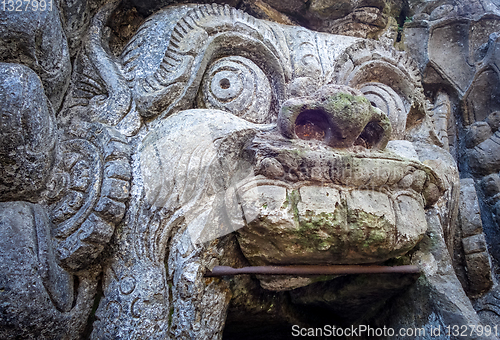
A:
<box><xmin>293</xmin><ymin>208</ymin><xmax>345</xmax><ymax>252</ymax></box>
<box><xmin>168</xmin><ymin>306</ymin><xmax>174</xmax><ymax>327</ymax></box>
<box><xmin>287</xmin><ymin>189</ymin><xmax>301</xmax><ymax>222</ymax></box>
<box><xmin>323</xmin><ymin>93</ymin><xmax>370</xmax><ymax>117</ymax></box>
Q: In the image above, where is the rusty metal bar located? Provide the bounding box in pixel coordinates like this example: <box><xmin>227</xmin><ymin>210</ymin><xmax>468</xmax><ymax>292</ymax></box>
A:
<box><xmin>205</xmin><ymin>265</ymin><xmax>420</xmax><ymax>277</ymax></box>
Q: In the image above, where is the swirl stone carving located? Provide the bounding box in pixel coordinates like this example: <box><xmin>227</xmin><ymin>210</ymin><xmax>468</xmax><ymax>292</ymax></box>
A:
<box><xmin>198</xmin><ymin>56</ymin><xmax>272</xmax><ymax>123</ymax></box>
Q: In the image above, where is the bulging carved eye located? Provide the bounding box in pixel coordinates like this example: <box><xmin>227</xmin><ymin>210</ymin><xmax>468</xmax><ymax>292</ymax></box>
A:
<box><xmin>197</xmin><ymin>56</ymin><xmax>272</xmax><ymax>124</ymax></box>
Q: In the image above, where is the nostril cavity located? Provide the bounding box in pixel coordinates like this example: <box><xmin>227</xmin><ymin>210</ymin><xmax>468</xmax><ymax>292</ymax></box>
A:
<box><xmin>294</xmin><ymin>110</ymin><xmax>331</xmax><ymax>142</ymax></box>
<box><xmin>355</xmin><ymin>121</ymin><xmax>385</xmax><ymax>149</ymax></box>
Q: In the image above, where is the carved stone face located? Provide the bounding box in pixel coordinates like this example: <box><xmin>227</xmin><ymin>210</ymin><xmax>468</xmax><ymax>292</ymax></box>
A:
<box><xmin>133</xmin><ymin>4</ymin><xmax>444</xmax><ymax>269</ymax></box>
<box><xmin>0</xmin><ymin>1</ymin><xmax>492</xmax><ymax>338</ymax></box>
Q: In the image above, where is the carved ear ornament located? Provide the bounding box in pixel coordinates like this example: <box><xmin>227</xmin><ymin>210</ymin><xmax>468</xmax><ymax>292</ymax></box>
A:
<box><xmin>45</xmin><ymin>125</ymin><xmax>131</xmax><ymax>271</ymax></box>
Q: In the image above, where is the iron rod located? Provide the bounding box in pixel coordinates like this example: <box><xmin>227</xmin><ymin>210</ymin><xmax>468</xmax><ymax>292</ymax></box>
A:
<box><xmin>205</xmin><ymin>265</ymin><xmax>420</xmax><ymax>277</ymax></box>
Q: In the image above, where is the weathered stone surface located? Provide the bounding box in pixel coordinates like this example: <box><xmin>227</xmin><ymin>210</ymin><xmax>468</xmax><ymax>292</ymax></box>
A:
<box><xmin>458</xmin><ymin>178</ymin><xmax>494</xmax><ymax>296</ymax></box>
<box><xmin>475</xmin><ymin>285</ymin><xmax>500</xmax><ymax>330</ymax></box>
<box><xmin>236</xmin><ymin>184</ymin><xmax>425</xmax><ymax>266</ymax></box>
<box><xmin>465</xmin><ymin>252</ymin><xmax>493</xmax><ymax>294</ymax></box>
<box><xmin>0</xmin><ymin>201</ymin><xmax>98</xmax><ymax>339</ymax></box>
<box><xmin>467</xmin><ymin>131</ymin><xmax>500</xmax><ymax>176</ymax></box>
<box><xmin>463</xmin><ymin>233</ymin><xmax>488</xmax><ymax>254</ymax></box>
<box><xmin>197</xmin><ymin>56</ymin><xmax>273</xmax><ymax>124</ymax></box>
<box><xmin>278</xmin><ymin>85</ymin><xmax>392</xmax><ymax>149</ymax></box>
<box><xmin>386</xmin><ymin>140</ymin><xmax>420</xmax><ymax>161</ymax></box>
<box><xmin>0</xmin><ymin>2</ymin><xmax>71</xmax><ymax>110</ymax></box>
<box><xmin>459</xmin><ymin>178</ymin><xmax>484</xmax><ymax>237</ymax></box>
<box><xmin>90</xmin><ymin>4</ymin><xmax>451</xmax><ymax>336</ymax></box>
<box><xmin>59</xmin><ymin>0</ymin><xmax>110</xmax><ymax>58</ymax></box>
<box><xmin>0</xmin><ymin>63</ymin><xmax>56</xmax><ymax>202</ymax></box>
<box><xmin>375</xmin><ymin>209</ymin><xmax>496</xmax><ymax>340</ymax></box>
<box><xmin>236</xmin><ymin>129</ymin><xmax>441</xmax><ymax>266</ymax></box>
<box><xmin>403</xmin><ymin>1</ymin><xmax>500</xmax><ymax>130</ymax></box>
<box><xmin>494</xmin><ymin>199</ymin><xmax>500</xmax><ymax>225</ymax></box>
<box><xmin>481</xmin><ymin>173</ymin><xmax>500</xmax><ymax>197</ymax></box>
<box><xmin>465</xmin><ymin>121</ymin><xmax>494</xmax><ymax>148</ymax></box>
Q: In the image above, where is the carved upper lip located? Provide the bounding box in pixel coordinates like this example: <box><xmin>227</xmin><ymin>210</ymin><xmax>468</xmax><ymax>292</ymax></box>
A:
<box><xmin>247</xmin><ymin>130</ymin><xmax>443</xmax><ymax>198</ymax></box>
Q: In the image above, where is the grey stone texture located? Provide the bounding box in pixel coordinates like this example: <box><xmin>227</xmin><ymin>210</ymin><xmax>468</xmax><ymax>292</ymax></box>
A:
<box><xmin>0</xmin><ymin>202</ymin><xmax>98</xmax><ymax>339</ymax></box>
<box><xmin>1</xmin><ymin>0</ymin><xmax>500</xmax><ymax>339</ymax></box>
<box><xmin>458</xmin><ymin>178</ymin><xmax>494</xmax><ymax>294</ymax></box>
<box><xmin>0</xmin><ymin>63</ymin><xmax>56</xmax><ymax>202</ymax></box>
<box><xmin>460</xmin><ymin>178</ymin><xmax>485</xmax><ymax>237</ymax></box>
<box><xmin>0</xmin><ymin>2</ymin><xmax>71</xmax><ymax>110</ymax></box>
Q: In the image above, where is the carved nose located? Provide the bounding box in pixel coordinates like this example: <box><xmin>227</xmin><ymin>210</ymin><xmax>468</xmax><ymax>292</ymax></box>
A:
<box><xmin>278</xmin><ymin>85</ymin><xmax>392</xmax><ymax>149</ymax></box>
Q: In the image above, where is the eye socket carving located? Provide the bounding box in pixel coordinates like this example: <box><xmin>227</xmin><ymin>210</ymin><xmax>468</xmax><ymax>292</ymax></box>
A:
<box><xmin>197</xmin><ymin>56</ymin><xmax>273</xmax><ymax>124</ymax></box>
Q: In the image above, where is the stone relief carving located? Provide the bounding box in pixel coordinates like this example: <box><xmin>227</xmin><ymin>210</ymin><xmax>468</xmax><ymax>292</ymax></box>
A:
<box><xmin>403</xmin><ymin>1</ymin><xmax>500</xmax><ymax>329</ymax></box>
<box><xmin>1</xmin><ymin>0</ymin><xmax>500</xmax><ymax>339</ymax></box>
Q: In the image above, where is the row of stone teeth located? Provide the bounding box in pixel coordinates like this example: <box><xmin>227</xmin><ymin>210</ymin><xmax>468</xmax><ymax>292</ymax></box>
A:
<box><xmin>256</xmin><ymin>156</ymin><xmax>429</xmax><ymax>192</ymax></box>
